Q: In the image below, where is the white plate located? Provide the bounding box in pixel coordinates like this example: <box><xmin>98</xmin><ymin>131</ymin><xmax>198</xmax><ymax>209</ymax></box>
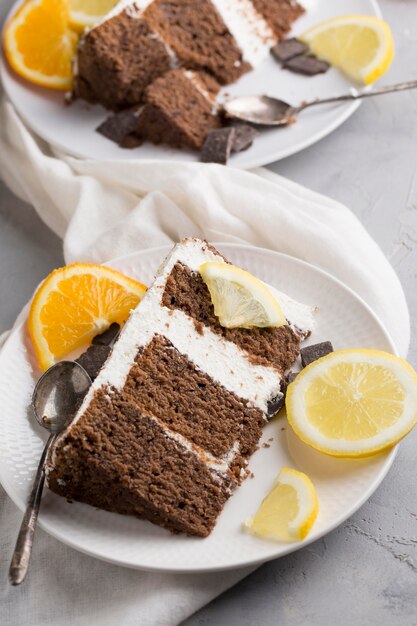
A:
<box><xmin>0</xmin><ymin>243</ymin><xmax>397</xmax><ymax>573</ymax></box>
<box><xmin>0</xmin><ymin>0</ymin><xmax>381</xmax><ymax>168</ymax></box>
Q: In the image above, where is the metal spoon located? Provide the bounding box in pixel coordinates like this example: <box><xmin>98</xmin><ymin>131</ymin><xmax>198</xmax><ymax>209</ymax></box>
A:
<box><xmin>223</xmin><ymin>79</ymin><xmax>417</xmax><ymax>126</ymax></box>
<box><xmin>9</xmin><ymin>361</ymin><xmax>91</xmax><ymax>586</ymax></box>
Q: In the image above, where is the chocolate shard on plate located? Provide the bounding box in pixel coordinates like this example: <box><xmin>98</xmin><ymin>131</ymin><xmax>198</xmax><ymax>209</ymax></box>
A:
<box><xmin>266</xmin><ymin>394</ymin><xmax>285</xmax><ymax>419</ymax></box>
<box><xmin>300</xmin><ymin>341</ymin><xmax>334</xmax><ymax>368</ymax></box>
<box><xmin>76</xmin><ymin>345</ymin><xmax>112</xmax><ymax>381</ymax></box>
<box><xmin>119</xmin><ymin>134</ymin><xmax>143</xmax><ymax>149</ymax></box>
<box><xmin>201</xmin><ymin>127</ymin><xmax>236</xmax><ymax>164</ymax></box>
<box><xmin>271</xmin><ymin>38</ymin><xmax>309</xmax><ymax>62</ymax></box>
<box><xmin>231</xmin><ymin>124</ymin><xmax>259</xmax><ymax>153</ymax></box>
<box><xmin>92</xmin><ymin>322</ymin><xmax>120</xmax><ymax>347</ymax></box>
<box><xmin>97</xmin><ymin>108</ymin><xmax>141</xmax><ymax>144</ymax></box>
<box><xmin>283</xmin><ymin>54</ymin><xmax>330</xmax><ymax>76</ymax></box>
<box><xmin>286</xmin><ymin>371</ymin><xmax>298</xmax><ymax>384</ymax></box>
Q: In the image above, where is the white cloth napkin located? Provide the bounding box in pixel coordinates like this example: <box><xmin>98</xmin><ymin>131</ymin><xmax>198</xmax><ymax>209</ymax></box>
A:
<box><xmin>0</xmin><ymin>96</ymin><xmax>410</xmax><ymax>626</ymax></box>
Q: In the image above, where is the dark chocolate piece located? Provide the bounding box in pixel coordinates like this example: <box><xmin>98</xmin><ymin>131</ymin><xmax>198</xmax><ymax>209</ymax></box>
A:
<box><xmin>119</xmin><ymin>134</ymin><xmax>143</xmax><ymax>149</ymax></box>
<box><xmin>300</xmin><ymin>341</ymin><xmax>334</xmax><ymax>368</ymax></box>
<box><xmin>201</xmin><ymin>128</ymin><xmax>236</xmax><ymax>164</ymax></box>
<box><xmin>92</xmin><ymin>322</ymin><xmax>120</xmax><ymax>347</ymax></box>
<box><xmin>231</xmin><ymin>124</ymin><xmax>259</xmax><ymax>153</ymax></box>
<box><xmin>76</xmin><ymin>345</ymin><xmax>111</xmax><ymax>381</ymax></box>
<box><xmin>97</xmin><ymin>108</ymin><xmax>141</xmax><ymax>144</ymax></box>
<box><xmin>286</xmin><ymin>371</ymin><xmax>298</xmax><ymax>384</ymax></box>
<box><xmin>271</xmin><ymin>38</ymin><xmax>308</xmax><ymax>62</ymax></box>
<box><xmin>283</xmin><ymin>55</ymin><xmax>330</xmax><ymax>76</ymax></box>
<box><xmin>266</xmin><ymin>394</ymin><xmax>285</xmax><ymax>419</ymax></box>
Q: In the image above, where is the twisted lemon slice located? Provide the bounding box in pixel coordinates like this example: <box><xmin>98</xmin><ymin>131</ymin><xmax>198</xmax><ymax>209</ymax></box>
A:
<box><xmin>69</xmin><ymin>0</ymin><xmax>119</xmax><ymax>32</ymax></box>
<box><xmin>286</xmin><ymin>349</ymin><xmax>417</xmax><ymax>457</ymax></box>
<box><xmin>244</xmin><ymin>467</ymin><xmax>318</xmax><ymax>542</ymax></box>
<box><xmin>199</xmin><ymin>262</ymin><xmax>286</xmax><ymax>329</ymax></box>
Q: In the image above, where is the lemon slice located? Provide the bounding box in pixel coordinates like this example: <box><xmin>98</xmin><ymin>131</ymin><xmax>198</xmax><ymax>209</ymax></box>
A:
<box><xmin>199</xmin><ymin>262</ymin><xmax>286</xmax><ymax>329</ymax></box>
<box><xmin>29</xmin><ymin>263</ymin><xmax>147</xmax><ymax>371</ymax></box>
<box><xmin>286</xmin><ymin>349</ymin><xmax>417</xmax><ymax>458</ymax></box>
<box><xmin>301</xmin><ymin>15</ymin><xmax>394</xmax><ymax>84</ymax></box>
<box><xmin>3</xmin><ymin>0</ymin><xmax>78</xmax><ymax>90</ymax></box>
<box><xmin>69</xmin><ymin>0</ymin><xmax>119</xmax><ymax>32</ymax></box>
<box><xmin>244</xmin><ymin>467</ymin><xmax>318</xmax><ymax>542</ymax></box>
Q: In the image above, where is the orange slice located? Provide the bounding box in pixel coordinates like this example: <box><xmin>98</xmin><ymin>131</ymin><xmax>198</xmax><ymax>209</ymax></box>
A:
<box><xmin>3</xmin><ymin>0</ymin><xmax>79</xmax><ymax>90</ymax></box>
<box><xmin>28</xmin><ymin>263</ymin><xmax>147</xmax><ymax>371</ymax></box>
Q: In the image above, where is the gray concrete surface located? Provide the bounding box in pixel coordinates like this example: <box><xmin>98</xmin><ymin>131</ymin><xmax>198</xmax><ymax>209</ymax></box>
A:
<box><xmin>1</xmin><ymin>0</ymin><xmax>417</xmax><ymax>624</ymax></box>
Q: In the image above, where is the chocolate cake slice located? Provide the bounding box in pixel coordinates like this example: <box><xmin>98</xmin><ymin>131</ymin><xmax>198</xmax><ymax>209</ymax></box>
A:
<box><xmin>73</xmin><ymin>5</ymin><xmax>174</xmax><ymax>110</ymax></box>
<box><xmin>46</xmin><ymin>239</ymin><xmax>314</xmax><ymax>537</ymax></box>
<box><xmin>73</xmin><ymin>0</ymin><xmax>304</xmax><ymax>111</ymax></box>
<box><xmin>135</xmin><ymin>69</ymin><xmax>222</xmax><ymax>150</ymax></box>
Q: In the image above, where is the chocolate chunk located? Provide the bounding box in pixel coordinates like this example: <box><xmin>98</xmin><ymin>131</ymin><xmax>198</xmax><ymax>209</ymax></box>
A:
<box><xmin>300</xmin><ymin>341</ymin><xmax>334</xmax><ymax>367</ymax></box>
<box><xmin>119</xmin><ymin>134</ymin><xmax>143</xmax><ymax>149</ymax></box>
<box><xmin>286</xmin><ymin>371</ymin><xmax>298</xmax><ymax>384</ymax></box>
<box><xmin>201</xmin><ymin>128</ymin><xmax>236</xmax><ymax>165</ymax></box>
<box><xmin>283</xmin><ymin>55</ymin><xmax>330</xmax><ymax>76</ymax></box>
<box><xmin>266</xmin><ymin>393</ymin><xmax>286</xmax><ymax>419</ymax></box>
<box><xmin>271</xmin><ymin>38</ymin><xmax>309</xmax><ymax>62</ymax></box>
<box><xmin>97</xmin><ymin>108</ymin><xmax>141</xmax><ymax>144</ymax></box>
<box><xmin>76</xmin><ymin>345</ymin><xmax>111</xmax><ymax>381</ymax></box>
<box><xmin>92</xmin><ymin>322</ymin><xmax>120</xmax><ymax>347</ymax></box>
<box><xmin>231</xmin><ymin>124</ymin><xmax>259</xmax><ymax>153</ymax></box>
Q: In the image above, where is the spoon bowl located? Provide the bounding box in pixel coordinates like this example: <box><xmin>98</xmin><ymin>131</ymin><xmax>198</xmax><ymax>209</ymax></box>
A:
<box><xmin>33</xmin><ymin>360</ymin><xmax>92</xmax><ymax>433</ymax></box>
<box><xmin>222</xmin><ymin>80</ymin><xmax>417</xmax><ymax>127</ymax></box>
<box><xmin>223</xmin><ymin>95</ymin><xmax>295</xmax><ymax>126</ymax></box>
<box><xmin>9</xmin><ymin>360</ymin><xmax>91</xmax><ymax>585</ymax></box>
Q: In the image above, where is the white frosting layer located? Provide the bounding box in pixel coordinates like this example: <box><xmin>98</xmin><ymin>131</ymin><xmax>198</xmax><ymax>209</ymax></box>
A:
<box><xmin>210</xmin><ymin>0</ymin><xmax>276</xmax><ymax>66</ymax></box>
<box><xmin>73</xmin><ymin>240</ymin><xmax>287</xmax><ymax>429</ymax></box>
<box><xmin>150</xmin><ymin>414</ymin><xmax>240</xmax><ymax>475</ymax></box>
<box><xmin>50</xmin><ymin>239</ymin><xmax>314</xmax><ymax>477</ymax></box>
<box><xmin>90</xmin><ymin>0</ymin><xmax>278</xmax><ymax>67</ymax></box>
<box><xmin>268</xmin><ymin>286</ymin><xmax>315</xmax><ymax>337</ymax></box>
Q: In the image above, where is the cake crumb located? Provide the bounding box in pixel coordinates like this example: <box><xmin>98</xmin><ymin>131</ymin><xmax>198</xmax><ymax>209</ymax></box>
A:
<box><xmin>262</xmin><ymin>442</ymin><xmax>271</xmax><ymax>448</ymax></box>
<box><xmin>268</xmin><ymin>437</ymin><xmax>274</xmax><ymax>442</ymax></box>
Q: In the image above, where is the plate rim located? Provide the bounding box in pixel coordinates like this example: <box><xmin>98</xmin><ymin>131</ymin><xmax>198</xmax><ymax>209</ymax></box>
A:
<box><xmin>0</xmin><ymin>0</ymin><xmax>382</xmax><ymax>168</ymax></box>
<box><xmin>0</xmin><ymin>243</ymin><xmax>399</xmax><ymax>573</ymax></box>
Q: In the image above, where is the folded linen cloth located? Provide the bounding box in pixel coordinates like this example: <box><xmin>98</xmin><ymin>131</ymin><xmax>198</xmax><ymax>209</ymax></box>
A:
<box><xmin>0</xmin><ymin>95</ymin><xmax>410</xmax><ymax>626</ymax></box>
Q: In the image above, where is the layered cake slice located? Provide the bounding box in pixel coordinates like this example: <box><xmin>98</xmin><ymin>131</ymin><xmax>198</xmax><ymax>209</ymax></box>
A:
<box><xmin>74</xmin><ymin>0</ymin><xmax>304</xmax><ymax>110</ymax></box>
<box><xmin>135</xmin><ymin>69</ymin><xmax>221</xmax><ymax>150</ymax></box>
<box><xmin>46</xmin><ymin>239</ymin><xmax>314</xmax><ymax>537</ymax></box>
<box><xmin>74</xmin><ymin>3</ymin><xmax>174</xmax><ymax>110</ymax></box>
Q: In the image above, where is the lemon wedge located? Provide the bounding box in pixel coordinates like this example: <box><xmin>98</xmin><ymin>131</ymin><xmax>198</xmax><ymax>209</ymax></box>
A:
<box><xmin>244</xmin><ymin>467</ymin><xmax>318</xmax><ymax>542</ymax></box>
<box><xmin>286</xmin><ymin>349</ymin><xmax>417</xmax><ymax>458</ymax></box>
<box><xmin>69</xmin><ymin>0</ymin><xmax>119</xmax><ymax>32</ymax></box>
<box><xmin>198</xmin><ymin>262</ymin><xmax>286</xmax><ymax>329</ymax></box>
<box><xmin>301</xmin><ymin>15</ymin><xmax>394</xmax><ymax>84</ymax></box>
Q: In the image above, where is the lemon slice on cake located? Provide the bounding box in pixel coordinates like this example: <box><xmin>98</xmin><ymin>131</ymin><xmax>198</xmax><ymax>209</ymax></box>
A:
<box><xmin>286</xmin><ymin>349</ymin><xmax>417</xmax><ymax>458</ymax></box>
<box><xmin>244</xmin><ymin>467</ymin><xmax>318</xmax><ymax>542</ymax></box>
<box><xmin>69</xmin><ymin>0</ymin><xmax>119</xmax><ymax>32</ymax></box>
<box><xmin>199</xmin><ymin>262</ymin><xmax>286</xmax><ymax>329</ymax></box>
<box><xmin>301</xmin><ymin>15</ymin><xmax>394</xmax><ymax>84</ymax></box>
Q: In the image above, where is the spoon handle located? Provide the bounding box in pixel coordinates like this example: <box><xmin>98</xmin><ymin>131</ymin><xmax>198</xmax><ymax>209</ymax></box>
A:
<box><xmin>9</xmin><ymin>433</ymin><xmax>55</xmax><ymax>586</ymax></box>
<box><xmin>298</xmin><ymin>80</ymin><xmax>417</xmax><ymax>111</ymax></box>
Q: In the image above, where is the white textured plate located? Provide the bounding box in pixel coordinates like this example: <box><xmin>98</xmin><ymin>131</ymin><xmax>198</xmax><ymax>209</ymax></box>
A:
<box><xmin>0</xmin><ymin>243</ymin><xmax>398</xmax><ymax>572</ymax></box>
<box><xmin>0</xmin><ymin>0</ymin><xmax>381</xmax><ymax>167</ymax></box>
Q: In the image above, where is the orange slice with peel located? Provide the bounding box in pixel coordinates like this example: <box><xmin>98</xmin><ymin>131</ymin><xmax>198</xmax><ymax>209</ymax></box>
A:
<box><xmin>28</xmin><ymin>263</ymin><xmax>147</xmax><ymax>371</ymax></box>
<box><xmin>3</xmin><ymin>0</ymin><xmax>79</xmax><ymax>90</ymax></box>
